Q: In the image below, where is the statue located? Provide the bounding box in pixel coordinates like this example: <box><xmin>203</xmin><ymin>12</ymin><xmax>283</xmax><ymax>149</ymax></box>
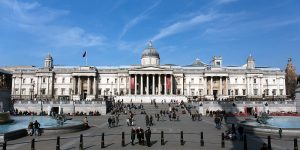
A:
<box><xmin>257</xmin><ymin>112</ymin><xmax>271</xmax><ymax>124</ymax></box>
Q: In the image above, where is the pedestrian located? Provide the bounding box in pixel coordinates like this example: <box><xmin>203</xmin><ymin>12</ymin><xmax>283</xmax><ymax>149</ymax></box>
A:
<box><xmin>149</xmin><ymin>115</ymin><xmax>153</xmax><ymax>126</ymax></box>
<box><xmin>83</xmin><ymin>116</ymin><xmax>89</xmax><ymax>128</ymax></box>
<box><xmin>108</xmin><ymin>117</ymin><xmax>112</xmax><ymax>128</ymax></box>
<box><xmin>131</xmin><ymin>127</ymin><xmax>136</xmax><ymax>145</ymax></box>
<box><xmin>33</xmin><ymin>120</ymin><xmax>41</xmax><ymax>136</ymax></box>
<box><xmin>28</xmin><ymin>122</ymin><xmax>34</xmax><ymax>136</ymax></box>
<box><xmin>238</xmin><ymin>126</ymin><xmax>244</xmax><ymax>141</ymax></box>
<box><xmin>279</xmin><ymin>128</ymin><xmax>282</xmax><ymax>138</ymax></box>
<box><xmin>145</xmin><ymin>114</ymin><xmax>149</xmax><ymax>126</ymax></box>
<box><xmin>145</xmin><ymin>127</ymin><xmax>151</xmax><ymax>147</ymax></box>
<box><xmin>169</xmin><ymin>113</ymin><xmax>172</xmax><ymax>121</ymax></box>
<box><xmin>136</xmin><ymin>127</ymin><xmax>141</xmax><ymax>144</ymax></box>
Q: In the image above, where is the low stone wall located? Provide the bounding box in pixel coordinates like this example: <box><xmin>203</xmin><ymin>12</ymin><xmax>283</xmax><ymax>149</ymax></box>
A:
<box><xmin>193</xmin><ymin>101</ymin><xmax>296</xmax><ymax>114</ymax></box>
<box><xmin>14</xmin><ymin>101</ymin><xmax>107</xmax><ymax>115</ymax></box>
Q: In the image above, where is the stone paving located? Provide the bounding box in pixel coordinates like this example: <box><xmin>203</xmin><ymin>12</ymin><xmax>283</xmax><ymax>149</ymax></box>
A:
<box><xmin>4</xmin><ymin>104</ymin><xmax>299</xmax><ymax>150</ymax></box>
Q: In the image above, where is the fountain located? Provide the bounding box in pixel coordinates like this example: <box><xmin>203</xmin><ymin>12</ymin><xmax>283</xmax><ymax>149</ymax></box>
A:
<box><xmin>0</xmin><ymin>113</ymin><xmax>87</xmax><ymax>141</ymax></box>
<box><xmin>0</xmin><ymin>112</ymin><xmax>13</xmax><ymax>124</ymax></box>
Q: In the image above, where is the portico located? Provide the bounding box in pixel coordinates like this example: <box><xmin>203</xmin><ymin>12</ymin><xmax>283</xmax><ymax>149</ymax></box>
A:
<box><xmin>129</xmin><ymin>68</ymin><xmax>174</xmax><ymax>96</ymax></box>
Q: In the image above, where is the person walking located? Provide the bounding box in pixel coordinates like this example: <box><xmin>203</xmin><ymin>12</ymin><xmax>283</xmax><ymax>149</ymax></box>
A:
<box><xmin>131</xmin><ymin>127</ymin><xmax>136</xmax><ymax>145</ymax></box>
<box><xmin>108</xmin><ymin>117</ymin><xmax>112</xmax><ymax>128</ymax></box>
<box><xmin>33</xmin><ymin>120</ymin><xmax>41</xmax><ymax>136</ymax></box>
<box><xmin>145</xmin><ymin>127</ymin><xmax>152</xmax><ymax>147</ymax></box>
<box><xmin>279</xmin><ymin>128</ymin><xmax>282</xmax><ymax>138</ymax></box>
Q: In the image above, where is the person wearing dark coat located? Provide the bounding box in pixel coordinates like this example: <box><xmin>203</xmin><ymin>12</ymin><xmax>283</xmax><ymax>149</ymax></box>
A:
<box><xmin>131</xmin><ymin>127</ymin><xmax>136</xmax><ymax>145</ymax></box>
<box><xmin>136</xmin><ymin>127</ymin><xmax>141</xmax><ymax>144</ymax></box>
<box><xmin>140</xmin><ymin>128</ymin><xmax>145</xmax><ymax>145</ymax></box>
<box><xmin>145</xmin><ymin>127</ymin><xmax>152</xmax><ymax>147</ymax></box>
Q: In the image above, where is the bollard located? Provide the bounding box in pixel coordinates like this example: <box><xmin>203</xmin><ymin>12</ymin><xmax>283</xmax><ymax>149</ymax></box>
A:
<box><xmin>101</xmin><ymin>132</ymin><xmax>105</xmax><ymax>148</ymax></box>
<box><xmin>122</xmin><ymin>132</ymin><xmax>125</xmax><ymax>147</ymax></box>
<box><xmin>31</xmin><ymin>139</ymin><xmax>35</xmax><ymax>150</ymax></box>
<box><xmin>243</xmin><ymin>134</ymin><xmax>247</xmax><ymax>150</ymax></box>
<box><xmin>200</xmin><ymin>132</ymin><xmax>204</xmax><ymax>146</ymax></box>
<box><xmin>294</xmin><ymin>138</ymin><xmax>298</xmax><ymax>150</ymax></box>
<box><xmin>161</xmin><ymin>131</ymin><xmax>164</xmax><ymax>145</ymax></box>
<box><xmin>221</xmin><ymin>133</ymin><xmax>225</xmax><ymax>148</ymax></box>
<box><xmin>3</xmin><ymin>141</ymin><xmax>6</xmax><ymax>150</ymax></box>
<box><xmin>79</xmin><ymin>134</ymin><xmax>83</xmax><ymax>150</ymax></box>
<box><xmin>180</xmin><ymin>131</ymin><xmax>184</xmax><ymax>145</ymax></box>
<box><xmin>56</xmin><ymin>136</ymin><xmax>60</xmax><ymax>150</ymax></box>
<box><xmin>267</xmin><ymin>136</ymin><xmax>271</xmax><ymax>150</ymax></box>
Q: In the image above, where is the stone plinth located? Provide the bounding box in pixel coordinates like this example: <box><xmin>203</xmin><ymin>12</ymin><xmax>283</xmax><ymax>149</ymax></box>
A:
<box><xmin>296</xmin><ymin>87</ymin><xmax>300</xmax><ymax>113</ymax></box>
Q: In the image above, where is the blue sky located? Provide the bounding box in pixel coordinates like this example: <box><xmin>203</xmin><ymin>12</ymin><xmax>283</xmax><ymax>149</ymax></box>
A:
<box><xmin>0</xmin><ymin>0</ymin><xmax>299</xmax><ymax>73</ymax></box>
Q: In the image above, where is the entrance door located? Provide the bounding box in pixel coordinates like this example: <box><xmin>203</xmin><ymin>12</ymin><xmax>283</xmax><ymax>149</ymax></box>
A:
<box><xmin>213</xmin><ymin>90</ymin><xmax>218</xmax><ymax>100</ymax></box>
<box><xmin>246</xmin><ymin>107</ymin><xmax>253</xmax><ymax>115</ymax></box>
<box><xmin>83</xmin><ymin>90</ymin><xmax>87</xmax><ymax>100</ymax></box>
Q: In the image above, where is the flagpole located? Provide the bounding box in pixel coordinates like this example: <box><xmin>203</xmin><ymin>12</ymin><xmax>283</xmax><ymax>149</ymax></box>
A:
<box><xmin>85</xmin><ymin>50</ymin><xmax>88</xmax><ymax>66</ymax></box>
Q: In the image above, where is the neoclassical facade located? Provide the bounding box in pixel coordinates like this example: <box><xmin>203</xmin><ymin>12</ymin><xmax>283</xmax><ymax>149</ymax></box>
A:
<box><xmin>8</xmin><ymin>42</ymin><xmax>286</xmax><ymax>101</ymax></box>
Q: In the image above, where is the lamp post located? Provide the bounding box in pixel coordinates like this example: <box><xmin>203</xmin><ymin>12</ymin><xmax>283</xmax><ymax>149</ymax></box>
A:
<box><xmin>231</xmin><ymin>90</ymin><xmax>234</xmax><ymax>101</ymax></box>
<box><xmin>31</xmin><ymin>81</ymin><xmax>35</xmax><ymax>100</ymax></box>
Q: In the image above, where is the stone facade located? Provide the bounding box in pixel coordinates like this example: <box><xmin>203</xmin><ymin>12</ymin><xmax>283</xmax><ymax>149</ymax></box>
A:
<box><xmin>4</xmin><ymin>42</ymin><xmax>286</xmax><ymax>102</ymax></box>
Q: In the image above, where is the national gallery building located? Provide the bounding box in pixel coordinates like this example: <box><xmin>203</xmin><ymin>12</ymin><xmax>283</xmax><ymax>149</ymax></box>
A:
<box><xmin>7</xmin><ymin>42</ymin><xmax>286</xmax><ymax>102</ymax></box>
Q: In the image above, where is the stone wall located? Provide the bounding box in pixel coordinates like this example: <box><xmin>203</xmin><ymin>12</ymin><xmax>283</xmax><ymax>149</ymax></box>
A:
<box><xmin>193</xmin><ymin>101</ymin><xmax>296</xmax><ymax>114</ymax></box>
<box><xmin>14</xmin><ymin>100</ymin><xmax>106</xmax><ymax>115</ymax></box>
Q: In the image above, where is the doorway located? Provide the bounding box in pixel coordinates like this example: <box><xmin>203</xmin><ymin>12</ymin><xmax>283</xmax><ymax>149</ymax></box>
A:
<box><xmin>213</xmin><ymin>90</ymin><xmax>218</xmax><ymax>100</ymax></box>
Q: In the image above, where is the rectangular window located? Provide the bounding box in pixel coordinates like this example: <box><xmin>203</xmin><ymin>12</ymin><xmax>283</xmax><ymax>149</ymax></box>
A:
<box><xmin>273</xmin><ymin>79</ymin><xmax>276</xmax><ymax>84</ymax></box>
<box><xmin>272</xmin><ymin>89</ymin><xmax>276</xmax><ymax>95</ymax></box>
<box><xmin>191</xmin><ymin>78</ymin><xmax>194</xmax><ymax>84</ymax></box>
<box><xmin>115</xmin><ymin>78</ymin><xmax>117</xmax><ymax>84</ymax></box>
<box><xmin>121</xmin><ymin>78</ymin><xmax>123</xmax><ymax>83</ymax></box>
<box><xmin>191</xmin><ymin>89</ymin><xmax>195</xmax><ymax>96</ymax></box>
<box><xmin>107</xmin><ymin>78</ymin><xmax>109</xmax><ymax>84</ymax></box>
<box><xmin>62</xmin><ymin>78</ymin><xmax>65</xmax><ymax>83</ymax></box>
<box><xmin>99</xmin><ymin>89</ymin><xmax>102</xmax><ymax>95</ymax></box>
<box><xmin>266</xmin><ymin>89</ymin><xmax>269</xmax><ymax>96</ymax></box>
<box><xmin>43</xmin><ymin>77</ymin><xmax>46</xmax><ymax>83</ymax></box>
<box><xmin>235</xmin><ymin>89</ymin><xmax>238</xmax><ymax>95</ymax></box>
<box><xmin>199</xmin><ymin>78</ymin><xmax>202</xmax><ymax>84</ymax></box>
<box><xmin>41</xmin><ymin>88</ymin><xmax>46</xmax><ymax>95</ymax></box>
<box><xmin>22</xmin><ymin>89</ymin><xmax>26</xmax><ymax>95</ymax></box>
<box><xmin>70</xmin><ymin>78</ymin><xmax>72</xmax><ymax>83</ymax></box>
<box><xmin>30</xmin><ymin>78</ymin><xmax>33</xmax><ymax>83</ymax></box>
<box><xmin>280</xmin><ymin>89</ymin><xmax>283</xmax><ymax>95</ymax></box>
<box><xmin>54</xmin><ymin>78</ymin><xmax>57</xmax><ymax>83</ymax></box>
<box><xmin>22</xmin><ymin>78</ymin><xmax>26</xmax><ymax>84</ymax></box>
<box><xmin>243</xmin><ymin>78</ymin><xmax>245</xmax><ymax>84</ymax></box>
<box><xmin>235</xmin><ymin>78</ymin><xmax>238</xmax><ymax>84</ymax></box>
<box><xmin>61</xmin><ymin>88</ymin><xmax>65</xmax><ymax>95</ymax></box>
<box><xmin>228</xmin><ymin>89</ymin><xmax>231</xmax><ymax>95</ymax></box>
<box><xmin>254</xmin><ymin>78</ymin><xmax>257</xmax><ymax>84</ymax></box>
<box><xmin>243</xmin><ymin>89</ymin><xmax>246</xmax><ymax>95</ymax></box>
<box><xmin>254</xmin><ymin>89</ymin><xmax>258</xmax><ymax>95</ymax></box>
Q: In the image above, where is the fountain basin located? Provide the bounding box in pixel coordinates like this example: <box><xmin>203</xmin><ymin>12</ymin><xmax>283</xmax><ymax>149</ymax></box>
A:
<box><xmin>0</xmin><ymin>116</ymin><xmax>86</xmax><ymax>141</ymax></box>
<box><xmin>239</xmin><ymin>116</ymin><xmax>300</xmax><ymax>137</ymax></box>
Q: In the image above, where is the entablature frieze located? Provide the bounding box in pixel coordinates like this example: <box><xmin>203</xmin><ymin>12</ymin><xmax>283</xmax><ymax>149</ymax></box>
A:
<box><xmin>72</xmin><ymin>72</ymin><xmax>97</xmax><ymax>77</ymax></box>
<box><xmin>129</xmin><ymin>70</ymin><xmax>173</xmax><ymax>75</ymax></box>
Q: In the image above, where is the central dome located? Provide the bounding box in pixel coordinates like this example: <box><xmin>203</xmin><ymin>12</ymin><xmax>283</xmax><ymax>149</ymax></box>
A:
<box><xmin>141</xmin><ymin>41</ymin><xmax>160</xmax><ymax>59</ymax></box>
<box><xmin>141</xmin><ymin>41</ymin><xmax>160</xmax><ymax>66</ymax></box>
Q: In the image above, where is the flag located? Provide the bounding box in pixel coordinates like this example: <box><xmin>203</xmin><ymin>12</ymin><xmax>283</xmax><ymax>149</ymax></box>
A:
<box><xmin>82</xmin><ymin>51</ymin><xmax>86</xmax><ymax>57</ymax></box>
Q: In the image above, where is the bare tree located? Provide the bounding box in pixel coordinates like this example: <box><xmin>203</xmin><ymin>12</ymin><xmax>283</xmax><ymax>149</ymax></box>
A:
<box><xmin>285</xmin><ymin>58</ymin><xmax>297</xmax><ymax>99</ymax></box>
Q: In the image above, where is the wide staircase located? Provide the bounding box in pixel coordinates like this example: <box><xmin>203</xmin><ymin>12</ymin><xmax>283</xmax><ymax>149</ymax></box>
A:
<box><xmin>124</xmin><ymin>102</ymin><xmax>189</xmax><ymax>116</ymax></box>
<box><xmin>116</xmin><ymin>95</ymin><xmax>188</xmax><ymax>103</ymax></box>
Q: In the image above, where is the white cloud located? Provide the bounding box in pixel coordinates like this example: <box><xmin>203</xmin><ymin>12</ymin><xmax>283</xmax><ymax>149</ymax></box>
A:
<box><xmin>152</xmin><ymin>13</ymin><xmax>218</xmax><ymax>41</ymax></box>
<box><xmin>216</xmin><ymin>0</ymin><xmax>238</xmax><ymax>5</ymax></box>
<box><xmin>0</xmin><ymin>0</ymin><xmax>104</xmax><ymax>47</ymax></box>
<box><xmin>119</xmin><ymin>1</ymin><xmax>160</xmax><ymax>39</ymax></box>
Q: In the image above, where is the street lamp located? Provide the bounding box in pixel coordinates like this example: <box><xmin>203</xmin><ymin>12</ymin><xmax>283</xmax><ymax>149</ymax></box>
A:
<box><xmin>231</xmin><ymin>90</ymin><xmax>234</xmax><ymax>101</ymax></box>
<box><xmin>31</xmin><ymin>81</ymin><xmax>35</xmax><ymax>100</ymax></box>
